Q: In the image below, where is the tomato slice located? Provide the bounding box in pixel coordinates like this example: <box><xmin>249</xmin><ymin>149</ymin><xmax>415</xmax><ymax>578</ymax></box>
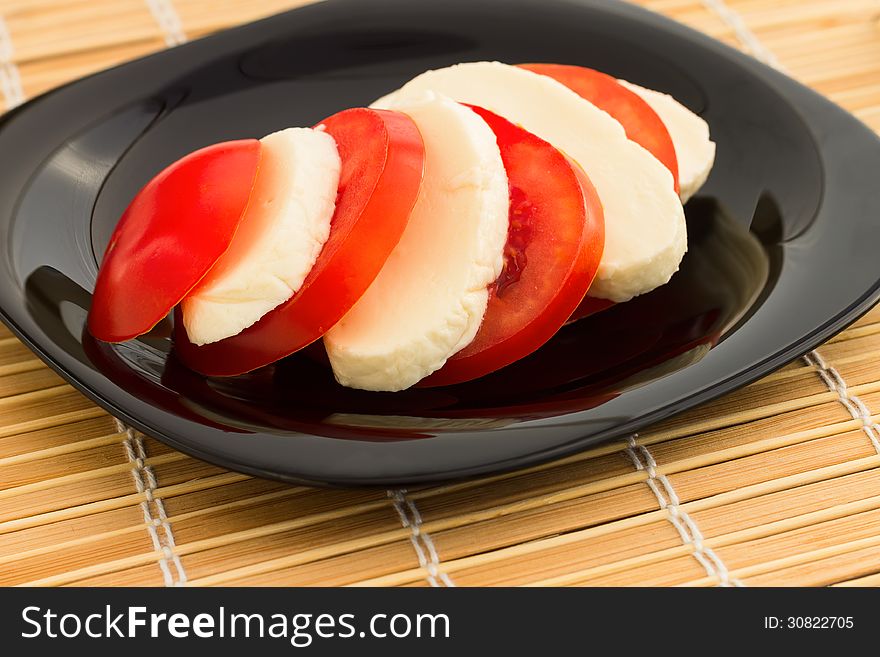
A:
<box><xmin>173</xmin><ymin>108</ymin><xmax>425</xmax><ymax>376</ymax></box>
<box><xmin>87</xmin><ymin>140</ymin><xmax>261</xmax><ymax>343</ymax></box>
<box><xmin>421</xmin><ymin>105</ymin><xmax>604</xmax><ymax>387</ymax></box>
<box><xmin>518</xmin><ymin>63</ymin><xmax>679</xmax><ymax>194</ymax></box>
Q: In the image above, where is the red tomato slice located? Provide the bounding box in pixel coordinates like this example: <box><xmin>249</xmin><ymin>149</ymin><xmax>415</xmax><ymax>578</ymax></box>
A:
<box><xmin>87</xmin><ymin>140</ymin><xmax>261</xmax><ymax>343</ymax></box>
<box><xmin>422</xmin><ymin>105</ymin><xmax>604</xmax><ymax>387</ymax></box>
<box><xmin>173</xmin><ymin>108</ymin><xmax>425</xmax><ymax>376</ymax></box>
<box><xmin>518</xmin><ymin>63</ymin><xmax>679</xmax><ymax>195</ymax></box>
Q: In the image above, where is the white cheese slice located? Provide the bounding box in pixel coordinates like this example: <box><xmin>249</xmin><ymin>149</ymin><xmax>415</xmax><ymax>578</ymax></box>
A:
<box><xmin>619</xmin><ymin>80</ymin><xmax>716</xmax><ymax>203</ymax></box>
<box><xmin>182</xmin><ymin>127</ymin><xmax>340</xmax><ymax>345</ymax></box>
<box><xmin>324</xmin><ymin>93</ymin><xmax>509</xmax><ymax>392</ymax></box>
<box><xmin>374</xmin><ymin>61</ymin><xmax>686</xmax><ymax>303</ymax></box>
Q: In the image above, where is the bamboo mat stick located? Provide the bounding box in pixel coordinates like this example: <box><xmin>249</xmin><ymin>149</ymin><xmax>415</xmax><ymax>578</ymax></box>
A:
<box><xmin>679</xmin><ymin>533</ymin><xmax>880</xmax><ymax>587</ymax></box>
<box><xmin>0</xmin><ymin>472</ymin><xmax>250</xmax><ymax>533</ymax></box>
<box><xmin>0</xmin><ymin>525</ymin><xmax>144</xmax><ymax>568</ymax></box>
<box><xmin>0</xmin><ymin>431</ymin><xmax>125</xmax><ymax>466</ymax></box>
<box><xmin>10</xmin><ymin>1</ymin><xmax>150</xmax><ymax>32</ymax></box>
<box><xmin>0</xmin><ymin>383</ymin><xmax>70</xmax><ymax>409</ymax></box>
<box><xmin>771</xmin><ymin>38</ymin><xmax>880</xmax><ymax>69</ymax></box>
<box><xmin>18</xmin><ymin>497</ymin><xmax>407</xmax><ymax>587</ymax></box>
<box><xmin>30</xmin><ymin>524</ymin><xmax>409</xmax><ymax>588</ymax></box>
<box><xmin>0</xmin><ymin>0</ymin><xmax>103</xmax><ymax>14</ymax></box>
<box><xmin>0</xmin><ymin>451</ymin><xmax>188</xmax><ymax>500</ymax></box>
<box><xmin>526</xmin><ymin>493</ymin><xmax>880</xmax><ymax>586</ymax></box>
<box><xmin>800</xmin><ymin>59</ymin><xmax>880</xmax><ymax>86</ymax></box>
<box><xmin>766</xmin><ymin>22</ymin><xmax>873</xmax><ymax>51</ymax></box>
<box><xmin>0</xmin><ymin>485</ymin><xmax>308</xmax><ymax>567</ymax></box>
<box><xmin>0</xmin><ymin>407</ymin><xmax>107</xmax><ymax>439</ymax></box>
<box><xmin>832</xmin><ymin>572</ymin><xmax>880</xmax><ymax>587</ymax></box>
<box><xmin>7</xmin><ymin>0</ymin><xmax>309</xmax><ymax>64</ymax></box>
<box><xmin>350</xmin><ymin>455</ymin><xmax>880</xmax><ymax>587</ymax></box>
<box><xmin>722</xmin><ymin>0</ymin><xmax>880</xmax><ymax>33</ymax></box>
<box><xmin>0</xmin><ymin>358</ymin><xmax>46</xmax><ymax>377</ymax></box>
<box><xmin>828</xmin><ymin>81</ymin><xmax>880</xmax><ymax>108</ymax></box>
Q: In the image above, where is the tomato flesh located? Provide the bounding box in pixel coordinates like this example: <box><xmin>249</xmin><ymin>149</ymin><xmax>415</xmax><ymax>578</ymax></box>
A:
<box><xmin>422</xmin><ymin>105</ymin><xmax>604</xmax><ymax>387</ymax></box>
<box><xmin>519</xmin><ymin>63</ymin><xmax>679</xmax><ymax>194</ymax></box>
<box><xmin>174</xmin><ymin>108</ymin><xmax>425</xmax><ymax>376</ymax></box>
<box><xmin>87</xmin><ymin>140</ymin><xmax>260</xmax><ymax>343</ymax></box>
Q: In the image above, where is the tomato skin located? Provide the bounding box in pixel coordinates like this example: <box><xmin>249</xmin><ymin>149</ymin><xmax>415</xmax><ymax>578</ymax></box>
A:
<box><xmin>519</xmin><ymin>63</ymin><xmax>679</xmax><ymax>195</ymax></box>
<box><xmin>422</xmin><ymin>105</ymin><xmax>604</xmax><ymax>387</ymax></box>
<box><xmin>174</xmin><ymin>108</ymin><xmax>425</xmax><ymax>376</ymax></box>
<box><xmin>87</xmin><ymin>140</ymin><xmax>261</xmax><ymax>343</ymax></box>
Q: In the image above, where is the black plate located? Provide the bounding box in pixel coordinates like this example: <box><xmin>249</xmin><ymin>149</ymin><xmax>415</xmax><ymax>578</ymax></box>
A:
<box><xmin>1</xmin><ymin>0</ymin><xmax>879</xmax><ymax>486</ymax></box>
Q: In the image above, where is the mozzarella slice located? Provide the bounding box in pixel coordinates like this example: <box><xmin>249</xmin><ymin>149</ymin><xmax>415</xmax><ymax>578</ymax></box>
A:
<box><xmin>182</xmin><ymin>127</ymin><xmax>340</xmax><ymax>346</ymax></box>
<box><xmin>324</xmin><ymin>93</ymin><xmax>509</xmax><ymax>392</ymax></box>
<box><xmin>618</xmin><ymin>80</ymin><xmax>716</xmax><ymax>203</ymax></box>
<box><xmin>374</xmin><ymin>61</ymin><xmax>686</xmax><ymax>303</ymax></box>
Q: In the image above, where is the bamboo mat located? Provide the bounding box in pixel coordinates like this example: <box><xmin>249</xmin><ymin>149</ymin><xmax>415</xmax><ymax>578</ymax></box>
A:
<box><xmin>2</xmin><ymin>0</ymin><xmax>880</xmax><ymax>588</ymax></box>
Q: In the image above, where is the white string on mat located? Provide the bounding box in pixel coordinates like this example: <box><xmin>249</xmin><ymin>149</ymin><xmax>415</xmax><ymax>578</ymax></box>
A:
<box><xmin>625</xmin><ymin>436</ymin><xmax>744</xmax><ymax>587</ymax></box>
<box><xmin>0</xmin><ymin>15</ymin><xmax>25</xmax><ymax>110</ymax></box>
<box><xmin>387</xmin><ymin>489</ymin><xmax>456</xmax><ymax>587</ymax></box>
<box><xmin>145</xmin><ymin>0</ymin><xmax>188</xmax><ymax>47</ymax></box>
<box><xmin>803</xmin><ymin>352</ymin><xmax>880</xmax><ymax>456</ymax></box>
<box><xmin>115</xmin><ymin>419</ymin><xmax>188</xmax><ymax>586</ymax></box>
<box><xmin>700</xmin><ymin>0</ymin><xmax>785</xmax><ymax>71</ymax></box>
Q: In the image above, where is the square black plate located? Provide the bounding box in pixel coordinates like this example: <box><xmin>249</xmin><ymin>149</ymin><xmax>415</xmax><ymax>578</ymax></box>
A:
<box><xmin>1</xmin><ymin>0</ymin><xmax>879</xmax><ymax>486</ymax></box>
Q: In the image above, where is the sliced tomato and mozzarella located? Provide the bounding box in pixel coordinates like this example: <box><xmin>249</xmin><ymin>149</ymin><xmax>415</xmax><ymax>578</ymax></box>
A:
<box><xmin>518</xmin><ymin>63</ymin><xmax>680</xmax><ymax>194</ymax></box>
<box><xmin>423</xmin><ymin>104</ymin><xmax>604</xmax><ymax>387</ymax></box>
<box><xmin>617</xmin><ymin>80</ymin><xmax>715</xmax><ymax>203</ymax></box>
<box><xmin>89</xmin><ymin>60</ymin><xmax>716</xmax><ymax>392</ymax></box>
<box><xmin>88</xmin><ymin>140</ymin><xmax>261</xmax><ymax>343</ymax></box>
<box><xmin>182</xmin><ymin>127</ymin><xmax>340</xmax><ymax>346</ymax></box>
<box><xmin>323</xmin><ymin>93</ymin><xmax>510</xmax><ymax>392</ymax></box>
<box><xmin>373</xmin><ymin>61</ymin><xmax>687</xmax><ymax>305</ymax></box>
<box><xmin>511</xmin><ymin>64</ymin><xmax>715</xmax><ymax>322</ymax></box>
<box><xmin>174</xmin><ymin>107</ymin><xmax>426</xmax><ymax>376</ymax></box>
<box><xmin>519</xmin><ymin>64</ymin><xmax>716</xmax><ymax>204</ymax></box>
